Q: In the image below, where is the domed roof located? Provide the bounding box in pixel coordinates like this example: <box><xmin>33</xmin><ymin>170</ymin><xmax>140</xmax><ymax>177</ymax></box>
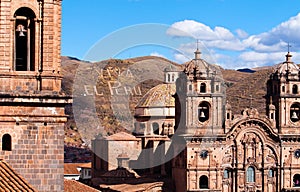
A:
<box><xmin>274</xmin><ymin>52</ymin><xmax>299</xmax><ymax>74</ymax></box>
<box><xmin>184</xmin><ymin>49</ymin><xmax>222</xmax><ymax>79</ymax></box>
<box><xmin>136</xmin><ymin>84</ymin><xmax>176</xmax><ymax>108</ymax></box>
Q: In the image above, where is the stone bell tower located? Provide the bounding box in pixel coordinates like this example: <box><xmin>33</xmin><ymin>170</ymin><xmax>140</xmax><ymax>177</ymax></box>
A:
<box><xmin>0</xmin><ymin>0</ymin><xmax>70</xmax><ymax>191</ymax></box>
<box><xmin>174</xmin><ymin>48</ymin><xmax>225</xmax><ymax>136</ymax></box>
<box><xmin>266</xmin><ymin>52</ymin><xmax>300</xmax><ymax>134</ymax></box>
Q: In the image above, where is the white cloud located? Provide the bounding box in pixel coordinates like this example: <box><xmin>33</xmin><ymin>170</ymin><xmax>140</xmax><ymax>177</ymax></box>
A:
<box><xmin>150</xmin><ymin>52</ymin><xmax>166</xmax><ymax>58</ymax></box>
<box><xmin>167</xmin><ymin>20</ymin><xmax>235</xmax><ymax>41</ymax></box>
<box><xmin>167</xmin><ymin>13</ymin><xmax>300</xmax><ymax>69</ymax></box>
<box><xmin>236</xmin><ymin>29</ymin><xmax>248</xmax><ymax>39</ymax></box>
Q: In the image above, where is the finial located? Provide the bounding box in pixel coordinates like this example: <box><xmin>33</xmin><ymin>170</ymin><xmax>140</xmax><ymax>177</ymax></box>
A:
<box><xmin>285</xmin><ymin>43</ymin><xmax>293</xmax><ymax>63</ymax></box>
<box><xmin>194</xmin><ymin>39</ymin><xmax>201</xmax><ymax>60</ymax></box>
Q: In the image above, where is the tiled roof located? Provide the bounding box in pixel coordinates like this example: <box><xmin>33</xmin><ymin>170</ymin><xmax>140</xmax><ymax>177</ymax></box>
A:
<box><xmin>100</xmin><ymin>182</ymin><xmax>163</xmax><ymax>192</ymax></box>
<box><xmin>64</xmin><ymin>163</ymin><xmax>84</xmax><ymax>175</ymax></box>
<box><xmin>104</xmin><ymin>132</ymin><xmax>141</xmax><ymax>141</ymax></box>
<box><xmin>0</xmin><ymin>159</ymin><xmax>37</xmax><ymax>192</ymax></box>
<box><xmin>64</xmin><ymin>179</ymin><xmax>100</xmax><ymax>192</ymax></box>
<box><xmin>136</xmin><ymin>84</ymin><xmax>176</xmax><ymax>107</ymax></box>
<box><xmin>79</xmin><ymin>162</ymin><xmax>92</xmax><ymax>169</ymax></box>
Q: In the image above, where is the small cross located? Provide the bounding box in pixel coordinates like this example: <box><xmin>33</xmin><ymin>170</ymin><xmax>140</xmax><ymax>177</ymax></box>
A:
<box><xmin>288</xmin><ymin>43</ymin><xmax>292</xmax><ymax>52</ymax></box>
<box><xmin>196</xmin><ymin>39</ymin><xmax>200</xmax><ymax>50</ymax></box>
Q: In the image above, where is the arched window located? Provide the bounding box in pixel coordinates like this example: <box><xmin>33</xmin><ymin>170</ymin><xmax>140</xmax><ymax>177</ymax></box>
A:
<box><xmin>224</xmin><ymin>169</ymin><xmax>230</xmax><ymax>179</ymax></box>
<box><xmin>293</xmin><ymin>85</ymin><xmax>298</xmax><ymax>94</ymax></box>
<box><xmin>198</xmin><ymin>102</ymin><xmax>210</xmax><ymax>122</ymax></box>
<box><xmin>167</xmin><ymin>74</ymin><xmax>171</xmax><ymax>82</ymax></box>
<box><xmin>246</xmin><ymin>166</ymin><xmax>255</xmax><ymax>182</ymax></box>
<box><xmin>294</xmin><ymin>174</ymin><xmax>300</xmax><ymax>187</ymax></box>
<box><xmin>152</xmin><ymin>122</ymin><xmax>159</xmax><ymax>135</ymax></box>
<box><xmin>14</xmin><ymin>7</ymin><xmax>36</xmax><ymax>71</ymax></box>
<box><xmin>172</xmin><ymin>74</ymin><xmax>175</xmax><ymax>82</ymax></box>
<box><xmin>216</xmin><ymin>84</ymin><xmax>220</xmax><ymax>92</ymax></box>
<box><xmin>226</xmin><ymin>113</ymin><xmax>230</xmax><ymax>120</ymax></box>
<box><xmin>282</xmin><ymin>86</ymin><xmax>285</xmax><ymax>93</ymax></box>
<box><xmin>200</xmin><ymin>83</ymin><xmax>206</xmax><ymax>93</ymax></box>
<box><xmin>2</xmin><ymin>134</ymin><xmax>12</xmax><ymax>151</ymax></box>
<box><xmin>290</xmin><ymin>103</ymin><xmax>300</xmax><ymax>122</ymax></box>
<box><xmin>268</xmin><ymin>169</ymin><xmax>274</xmax><ymax>178</ymax></box>
<box><xmin>199</xmin><ymin>175</ymin><xmax>208</xmax><ymax>189</ymax></box>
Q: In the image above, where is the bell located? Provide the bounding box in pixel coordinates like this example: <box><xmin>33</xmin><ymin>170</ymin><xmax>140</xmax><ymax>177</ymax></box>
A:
<box><xmin>200</xmin><ymin>111</ymin><xmax>205</xmax><ymax>118</ymax></box>
<box><xmin>16</xmin><ymin>24</ymin><xmax>26</xmax><ymax>37</ymax></box>
<box><xmin>19</xmin><ymin>31</ymin><xmax>25</xmax><ymax>37</ymax></box>
<box><xmin>292</xmin><ymin>111</ymin><xmax>298</xmax><ymax>120</ymax></box>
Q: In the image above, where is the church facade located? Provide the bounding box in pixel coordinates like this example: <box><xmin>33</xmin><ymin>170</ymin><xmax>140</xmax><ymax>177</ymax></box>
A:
<box><xmin>172</xmin><ymin>50</ymin><xmax>300</xmax><ymax>192</ymax></box>
<box><xmin>0</xmin><ymin>0</ymin><xmax>70</xmax><ymax>191</ymax></box>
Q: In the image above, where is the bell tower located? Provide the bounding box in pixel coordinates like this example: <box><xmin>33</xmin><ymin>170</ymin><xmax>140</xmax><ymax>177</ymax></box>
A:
<box><xmin>266</xmin><ymin>52</ymin><xmax>300</xmax><ymax>134</ymax></box>
<box><xmin>0</xmin><ymin>0</ymin><xmax>70</xmax><ymax>191</ymax></box>
<box><xmin>174</xmin><ymin>48</ymin><xmax>225</xmax><ymax>136</ymax></box>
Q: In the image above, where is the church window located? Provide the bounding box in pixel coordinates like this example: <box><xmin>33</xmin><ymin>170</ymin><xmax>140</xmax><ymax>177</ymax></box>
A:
<box><xmin>200</xmin><ymin>150</ymin><xmax>208</xmax><ymax>159</ymax></box>
<box><xmin>199</xmin><ymin>175</ymin><xmax>208</xmax><ymax>189</ymax></box>
<box><xmin>2</xmin><ymin>134</ymin><xmax>12</xmax><ymax>151</ymax></box>
<box><xmin>14</xmin><ymin>7</ymin><xmax>36</xmax><ymax>71</ymax></box>
<box><xmin>152</xmin><ymin>122</ymin><xmax>159</xmax><ymax>135</ymax></box>
<box><xmin>246</xmin><ymin>166</ymin><xmax>255</xmax><ymax>182</ymax></box>
<box><xmin>216</xmin><ymin>84</ymin><xmax>220</xmax><ymax>92</ymax></box>
<box><xmin>189</xmin><ymin>84</ymin><xmax>192</xmax><ymax>91</ymax></box>
<box><xmin>294</xmin><ymin>149</ymin><xmax>300</xmax><ymax>158</ymax></box>
<box><xmin>293</xmin><ymin>85</ymin><xmax>298</xmax><ymax>94</ymax></box>
<box><xmin>224</xmin><ymin>169</ymin><xmax>230</xmax><ymax>179</ymax></box>
<box><xmin>167</xmin><ymin>74</ymin><xmax>171</xmax><ymax>82</ymax></box>
<box><xmin>293</xmin><ymin>174</ymin><xmax>300</xmax><ymax>187</ymax></box>
<box><xmin>172</xmin><ymin>74</ymin><xmax>175</xmax><ymax>82</ymax></box>
<box><xmin>290</xmin><ymin>103</ymin><xmax>300</xmax><ymax>122</ymax></box>
<box><xmin>200</xmin><ymin>83</ymin><xmax>206</xmax><ymax>93</ymax></box>
<box><xmin>227</xmin><ymin>112</ymin><xmax>230</xmax><ymax>120</ymax></box>
<box><xmin>268</xmin><ymin>169</ymin><xmax>274</xmax><ymax>177</ymax></box>
<box><xmin>198</xmin><ymin>102</ymin><xmax>209</xmax><ymax>122</ymax></box>
<box><xmin>270</xmin><ymin>113</ymin><xmax>274</xmax><ymax>119</ymax></box>
<box><xmin>282</xmin><ymin>86</ymin><xmax>285</xmax><ymax>93</ymax></box>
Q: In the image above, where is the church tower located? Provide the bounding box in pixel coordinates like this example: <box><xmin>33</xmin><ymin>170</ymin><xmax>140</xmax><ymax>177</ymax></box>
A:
<box><xmin>266</xmin><ymin>51</ymin><xmax>300</xmax><ymax>134</ymax></box>
<box><xmin>0</xmin><ymin>0</ymin><xmax>70</xmax><ymax>191</ymax></box>
<box><xmin>174</xmin><ymin>48</ymin><xmax>225</xmax><ymax>136</ymax></box>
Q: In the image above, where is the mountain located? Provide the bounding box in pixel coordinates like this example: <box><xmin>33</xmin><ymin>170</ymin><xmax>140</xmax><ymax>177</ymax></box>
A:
<box><xmin>61</xmin><ymin>56</ymin><xmax>276</xmax><ymax>146</ymax></box>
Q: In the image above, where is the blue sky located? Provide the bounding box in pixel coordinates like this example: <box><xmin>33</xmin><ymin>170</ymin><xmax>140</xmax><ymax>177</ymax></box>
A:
<box><xmin>61</xmin><ymin>0</ymin><xmax>300</xmax><ymax>69</ymax></box>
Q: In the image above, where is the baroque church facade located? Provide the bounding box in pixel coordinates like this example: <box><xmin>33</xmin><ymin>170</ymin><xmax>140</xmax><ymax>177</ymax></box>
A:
<box><xmin>0</xmin><ymin>0</ymin><xmax>70</xmax><ymax>191</ymax></box>
<box><xmin>92</xmin><ymin>49</ymin><xmax>300</xmax><ymax>192</ymax></box>
<box><xmin>172</xmin><ymin>49</ymin><xmax>300</xmax><ymax>192</ymax></box>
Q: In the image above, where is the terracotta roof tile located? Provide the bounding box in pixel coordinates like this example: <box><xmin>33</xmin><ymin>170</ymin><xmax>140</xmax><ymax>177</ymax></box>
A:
<box><xmin>0</xmin><ymin>160</ymin><xmax>37</xmax><ymax>192</ymax></box>
<box><xmin>64</xmin><ymin>163</ymin><xmax>86</xmax><ymax>175</ymax></box>
<box><xmin>104</xmin><ymin>132</ymin><xmax>141</xmax><ymax>141</ymax></box>
<box><xmin>64</xmin><ymin>179</ymin><xmax>100</xmax><ymax>192</ymax></box>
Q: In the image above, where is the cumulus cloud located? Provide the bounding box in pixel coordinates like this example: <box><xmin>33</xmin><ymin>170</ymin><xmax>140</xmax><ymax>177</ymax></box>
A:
<box><xmin>167</xmin><ymin>13</ymin><xmax>300</xmax><ymax>69</ymax></box>
<box><xmin>150</xmin><ymin>52</ymin><xmax>166</xmax><ymax>58</ymax></box>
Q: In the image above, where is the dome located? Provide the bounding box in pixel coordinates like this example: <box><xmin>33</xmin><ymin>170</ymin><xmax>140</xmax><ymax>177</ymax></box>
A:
<box><xmin>274</xmin><ymin>52</ymin><xmax>299</xmax><ymax>74</ymax></box>
<box><xmin>136</xmin><ymin>84</ymin><xmax>176</xmax><ymax>108</ymax></box>
<box><xmin>183</xmin><ymin>49</ymin><xmax>223</xmax><ymax>79</ymax></box>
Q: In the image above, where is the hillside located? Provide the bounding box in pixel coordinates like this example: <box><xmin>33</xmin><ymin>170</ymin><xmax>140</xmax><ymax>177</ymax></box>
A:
<box><xmin>61</xmin><ymin>56</ymin><xmax>275</xmax><ymax>146</ymax></box>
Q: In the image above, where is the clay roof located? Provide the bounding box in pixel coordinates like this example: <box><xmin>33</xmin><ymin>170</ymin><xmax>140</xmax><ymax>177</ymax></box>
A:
<box><xmin>64</xmin><ymin>179</ymin><xmax>100</xmax><ymax>192</ymax></box>
<box><xmin>64</xmin><ymin>163</ymin><xmax>88</xmax><ymax>175</ymax></box>
<box><xmin>101</xmin><ymin>167</ymin><xmax>138</xmax><ymax>178</ymax></box>
<box><xmin>78</xmin><ymin>162</ymin><xmax>92</xmax><ymax>169</ymax></box>
<box><xmin>104</xmin><ymin>132</ymin><xmax>140</xmax><ymax>141</ymax></box>
<box><xmin>100</xmin><ymin>182</ymin><xmax>163</xmax><ymax>192</ymax></box>
<box><xmin>0</xmin><ymin>160</ymin><xmax>37</xmax><ymax>192</ymax></box>
<box><xmin>136</xmin><ymin>84</ymin><xmax>176</xmax><ymax>107</ymax></box>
